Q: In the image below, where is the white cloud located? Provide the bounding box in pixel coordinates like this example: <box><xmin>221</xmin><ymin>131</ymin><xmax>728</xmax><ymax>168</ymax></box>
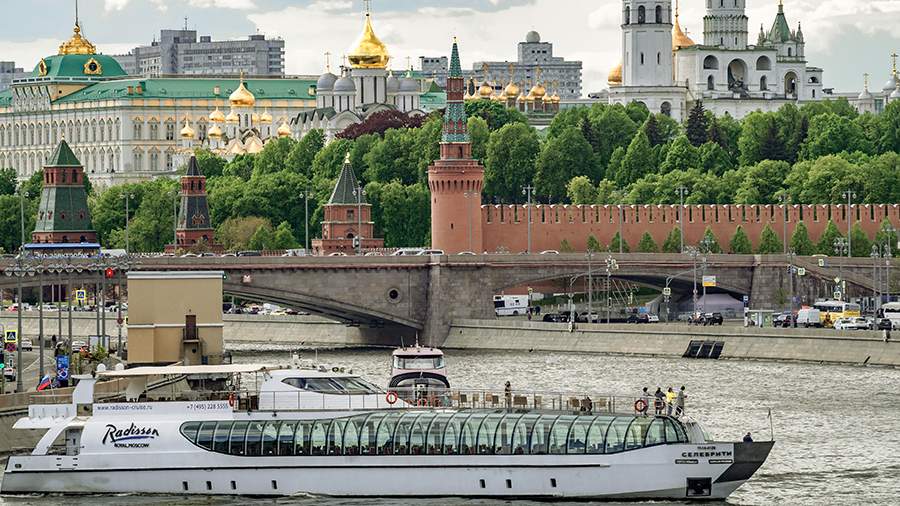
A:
<box><xmin>149</xmin><ymin>0</ymin><xmax>168</xmax><ymax>13</ymax></box>
<box><xmin>104</xmin><ymin>0</ymin><xmax>130</xmax><ymax>11</ymax></box>
<box><xmin>308</xmin><ymin>0</ymin><xmax>353</xmax><ymax>12</ymax></box>
<box><xmin>187</xmin><ymin>0</ymin><xmax>257</xmax><ymax>9</ymax></box>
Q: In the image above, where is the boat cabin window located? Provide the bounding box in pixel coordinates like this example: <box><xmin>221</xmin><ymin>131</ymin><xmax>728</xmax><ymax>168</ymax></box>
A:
<box><xmin>281</xmin><ymin>376</ymin><xmax>383</xmax><ymax>394</ymax></box>
<box><xmin>393</xmin><ymin>355</ymin><xmax>445</xmax><ymax>370</ymax></box>
<box><xmin>180</xmin><ymin>413</ymin><xmax>689</xmax><ymax>457</ymax></box>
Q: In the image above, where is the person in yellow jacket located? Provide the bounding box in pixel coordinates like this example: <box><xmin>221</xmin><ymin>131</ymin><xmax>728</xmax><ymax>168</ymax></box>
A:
<box><xmin>665</xmin><ymin>387</ymin><xmax>677</xmax><ymax>416</ymax></box>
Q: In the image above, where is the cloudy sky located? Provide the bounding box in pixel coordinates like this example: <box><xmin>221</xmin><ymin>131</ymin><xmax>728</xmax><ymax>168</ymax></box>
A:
<box><xmin>4</xmin><ymin>0</ymin><xmax>899</xmax><ymax>93</ymax></box>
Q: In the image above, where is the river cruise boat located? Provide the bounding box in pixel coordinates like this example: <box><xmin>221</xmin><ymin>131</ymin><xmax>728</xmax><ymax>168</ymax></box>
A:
<box><xmin>2</xmin><ymin>363</ymin><xmax>772</xmax><ymax>500</ymax></box>
<box><xmin>389</xmin><ymin>345</ymin><xmax>450</xmax><ymax>395</ymax></box>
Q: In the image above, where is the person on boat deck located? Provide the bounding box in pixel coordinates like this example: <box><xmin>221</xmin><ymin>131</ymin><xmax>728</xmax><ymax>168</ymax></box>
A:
<box><xmin>639</xmin><ymin>387</ymin><xmax>650</xmax><ymax>415</ymax></box>
<box><xmin>743</xmin><ymin>432</ymin><xmax>753</xmax><ymax>442</ymax></box>
<box><xmin>675</xmin><ymin>386</ymin><xmax>686</xmax><ymax>417</ymax></box>
<box><xmin>504</xmin><ymin>381</ymin><xmax>512</xmax><ymax>408</ymax></box>
<box><xmin>654</xmin><ymin>387</ymin><xmax>665</xmax><ymax>415</ymax></box>
<box><xmin>665</xmin><ymin>387</ymin><xmax>677</xmax><ymax>415</ymax></box>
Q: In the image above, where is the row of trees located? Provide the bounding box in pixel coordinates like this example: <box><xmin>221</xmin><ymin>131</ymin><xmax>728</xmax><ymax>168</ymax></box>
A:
<box><xmin>579</xmin><ymin>220</ymin><xmax>899</xmax><ymax>257</ymax></box>
<box><xmin>2</xmin><ymin>98</ymin><xmax>899</xmax><ymax>253</ymax></box>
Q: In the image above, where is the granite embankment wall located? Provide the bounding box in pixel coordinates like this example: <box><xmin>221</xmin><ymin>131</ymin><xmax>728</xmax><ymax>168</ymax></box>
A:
<box><xmin>444</xmin><ymin>319</ymin><xmax>900</xmax><ymax>367</ymax></box>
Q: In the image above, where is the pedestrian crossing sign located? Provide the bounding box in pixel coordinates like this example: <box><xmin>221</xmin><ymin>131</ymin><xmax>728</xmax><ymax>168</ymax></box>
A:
<box><xmin>4</xmin><ymin>330</ymin><xmax>16</xmax><ymax>344</ymax></box>
<box><xmin>75</xmin><ymin>289</ymin><xmax>87</xmax><ymax>303</ymax></box>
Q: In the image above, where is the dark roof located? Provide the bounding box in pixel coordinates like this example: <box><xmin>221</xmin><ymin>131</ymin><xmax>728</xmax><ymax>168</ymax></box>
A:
<box><xmin>46</xmin><ymin>140</ymin><xmax>81</xmax><ymax>167</ymax></box>
<box><xmin>185</xmin><ymin>156</ymin><xmax>201</xmax><ymax>177</ymax></box>
<box><xmin>328</xmin><ymin>157</ymin><xmax>365</xmax><ymax>205</ymax></box>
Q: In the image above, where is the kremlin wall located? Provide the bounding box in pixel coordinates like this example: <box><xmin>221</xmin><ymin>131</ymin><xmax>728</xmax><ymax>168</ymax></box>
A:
<box><xmin>478</xmin><ymin>203</ymin><xmax>900</xmax><ymax>253</ymax></box>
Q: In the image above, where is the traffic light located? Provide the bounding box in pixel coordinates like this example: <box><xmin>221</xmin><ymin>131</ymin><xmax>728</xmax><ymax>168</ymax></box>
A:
<box><xmin>105</xmin><ymin>267</ymin><xmax>116</xmax><ymax>279</ymax></box>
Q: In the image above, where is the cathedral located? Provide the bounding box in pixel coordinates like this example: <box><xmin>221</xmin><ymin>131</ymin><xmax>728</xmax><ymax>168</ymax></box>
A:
<box><xmin>607</xmin><ymin>0</ymin><xmax>829</xmax><ymax>120</ymax></box>
<box><xmin>296</xmin><ymin>7</ymin><xmax>427</xmax><ymax>141</ymax></box>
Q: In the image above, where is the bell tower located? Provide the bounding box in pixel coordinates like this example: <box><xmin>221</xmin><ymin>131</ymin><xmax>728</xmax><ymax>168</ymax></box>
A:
<box><xmin>428</xmin><ymin>38</ymin><xmax>484</xmax><ymax>254</ymax></box>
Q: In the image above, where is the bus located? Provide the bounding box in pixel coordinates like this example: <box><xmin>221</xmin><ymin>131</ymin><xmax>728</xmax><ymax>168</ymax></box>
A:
<box><xmin>494</xmin><ymin>295</ymin><xmax>529</xmax><ymax>317</ymax></box>
<box><xmin>812</xmin><ymin>300</ymin><xmax>862</xmax><ymax>327</ymax></box>
<box><xmin>876</xmin><ymin>302</ymin><xmax>900</xmax><ymax>329</ymax></box>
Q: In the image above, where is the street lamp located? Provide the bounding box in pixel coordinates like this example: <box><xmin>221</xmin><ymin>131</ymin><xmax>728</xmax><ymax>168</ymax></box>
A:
<box><xmin>882</xmin><ymin>224</ymin><xmax>896</xmax><ymax>300</ymax></box>
<box><xmin>586</xmin><ymin>250</ymin><xmax>593</xmax><ymax>321</ymax></box>
<box><xmin>605</xmin><ymin>254</ymin><xmax>619</xmax><ymax>323</ymax></box>
<box><xmin>685</xmin><ymin>246</ymin><xmax>700</xmax><ymax>316</ymax></box>
<box><xmin>352</xmin><ymin>184</ymin><xmax>365</xmax><ymax>255</ymax></box>
<box><xmin>522</xmin><ymin>185</ymin><xmax>534</xmax><ymax>254</ymax></box>
<box><xmin>842</xmin><ymin>190</ymin><xmax>856</xmax><ymax>257</ymax></box>
<box><xmin>833</xmin><ymin>237</ymin><xmax>848</xmax><ymax>300</ymax></box>
<box><xmin>871</xmin><ymin>244</ymin><xmax>881</xmax><ymax>312</ymax></box>
<box><xmin>298</xmin><ymin>186</ymin><xmax>310</xmax><ymax>253</ymax></box>
<box><xmin>3</xmin><ymin>256</ymin><xmax>35</xmax><ymax>393</ymax></box>
<box><xmin>787</xmin><ymin>248</ymin><xmax>796</xmax><ymax>325</ymax></box>
<box><xmin>675</xmin><ymin>186</ymin><xmax>689</xmax><ymax>253</ymax></box>
<box><xmin>122</xmin><ymin>192</ymin><xmax>134</xmax><ymax>254</ymax></box>
<box><xmin>779</xmin><ymin>194</ymin><xmax>790</xmax><ymax>254</ymax></box>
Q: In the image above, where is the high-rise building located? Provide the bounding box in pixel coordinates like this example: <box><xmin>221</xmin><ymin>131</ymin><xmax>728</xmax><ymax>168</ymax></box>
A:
<box><xmin>0</xmin><ymin>62</ymin><xmax>27</xmax><ymax>92</ymax></box>
<box><xmin>113</xmin><ymin>29</ymin><xmax>285</xmax><ymax>77</ymax></box>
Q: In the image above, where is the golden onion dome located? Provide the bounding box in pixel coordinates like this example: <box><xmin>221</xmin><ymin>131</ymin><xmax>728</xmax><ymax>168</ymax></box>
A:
<box><xmin>504</xmin><ymin>81</ymin><xmax>520</xmax><ymax>98</ymax></box>
<box><xmin>608</xmin><ymin>61</ymin><xmax>623</xmax><ymax>86</ymax></box>
<box><xmin>180</xmin><ymin>119</ymin><xmax>195</xmax><ymax>139</ymax></box>
<box><xmin>208</xmin><ymin>107</ymin><xmax>225</xmax><ymax>123</ymax></box>
<box><xmin>260</xmin><ymin>109</ymin><xmax>273</xmax><ymax>123</ymax></box>
<box><xmin>529</xmin><ymin>82</ymin><xmax>547</xmax><ymax>99</ymax></box>
<box><xmin>277</xmin><ymin>121</ymin><xmax>292</xmax><ymax>138</ymax></box>
<box><xmin>251</xmin><ymin>113</ymin><xmax>260</xmax><ymax>124</ymax></box>
<box><xmin>229</xmin><ymin>75</ymin><xmax>256</xmax><ymax>107</ymax></box>
<box><xmin>672</xmin><ymin>16</ymin><xmax>695</xmax><ymax>49</ymax></box>
<box><xmin>478</xmin><ymin>81</ymin><xmax>494</xmax><ymax>99</ymax></box>
<box><xmin>225</xmin><ymin>109</ymin><xmax>240</xmax><ymax>124</ymax></box>
<box><xmin>517</xmin><ymin>92</ymin><xmax>526</xmax><ymax>103</ymax></box>
<box><xmin>207</xmin><ymin>124</ymin><xmax>223</xmax><ymax>139</ymax></box>
<box><xmin>348</xmin><ymin>13</ymin><xmax>390</xmax><ymax>69</ymax></box>
<box><xmin>58</xmin><ymin>23</ymin><xmax>97</xmax><ymax>55</ymax></box>
<box><xmin>551</xmin><ymin>93</ymin><xmax>561</xmax><ymax>104</ymax></box>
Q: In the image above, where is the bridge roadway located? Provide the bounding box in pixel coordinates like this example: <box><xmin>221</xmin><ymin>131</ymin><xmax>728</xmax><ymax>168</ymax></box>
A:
<box><xmin>2</xmin><ymin>253</ymin><xmax>893</xmax><ymax>346</ymax></box>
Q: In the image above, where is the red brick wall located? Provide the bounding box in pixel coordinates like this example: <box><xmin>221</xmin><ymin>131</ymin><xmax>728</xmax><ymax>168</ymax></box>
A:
<box><xmin>481</xmin><ymin>204</ymin><xmax>900</xmax><ymax>253</ymax></box>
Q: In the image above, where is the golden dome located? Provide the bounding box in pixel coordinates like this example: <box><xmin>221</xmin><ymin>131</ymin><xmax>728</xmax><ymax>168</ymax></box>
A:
<box><xmin>529</xmin><ymin>82</ymin><xmax>547</xmax><ymax>99</ymax></box>
<box><xmin>551</xmin><ymin>93</ymin><xmax>561</xmax><ymax>104</ymax></box>
<box><xmin>260</xmin><ymin>109</ymin><xmax>273</xmax><ymax>123</ymax></box>
<box><xmin>207</xmin><ymin>124</ymin><xmax>223</xmax><ymax>139</ymax></box>
<box><xmin>277</xmin><ymin>121</ymin><xmax>292</xmax><ymax>138</ymax></box>
<box><xmin>251</xmin><ymin>113</ymin><xmax>260</xmax><ymax>124</ymax></box>
<box><xmin>229</xmin><ymin>74</ymin><xmax>256</xmax><ymax>107</ymax></box>
<box><xmin>58</xmin><ymin>23</ymin><xmax>97</xmax><ymax>56</ymax></box>
<box><xmin>673</xmin><ymin>16</ymin><xmax>695</xmax><ymax>49</ymax></box>
<box><xmin>348</xmin><ymin>13</ymin><xmax>390</xmax><ymax>69</ymax></box>
<box><xmin>504</xmin><ymin>81</ymin><xmax>520</xmax><ymax>98</ymax></box>
<box><xmin>517</xmin><ymin>92</ymin><xmax>526</xmax><ymax>103</ymax></box>
<box><xmin>180</xmin><ymin>119</ymin><xmax>195</xmax><ymax>139</ymax></box>
<box><xmin>208</xmin><ymin>106</ymin><xmax>225</xmax><ymax>123</ymax></box>
<box><xmin>608</xmin><ymin>62</ymin><xmax>623</xmax><ymax>86</ymax></box>
<box><xmin>478</xmin><ymin>81</ymin><xmax>494</xmax><ymax>99</ymax></box>
<box><xmin>225</xmin><ymin>109</ymin><xmax>240</xmax><ymax>124</ymax></box>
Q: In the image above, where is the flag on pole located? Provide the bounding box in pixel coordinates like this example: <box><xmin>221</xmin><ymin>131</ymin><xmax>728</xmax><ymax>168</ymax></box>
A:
<box><xmin>37</xmin><ymin>375</ymin><xmax>52</xmax><ymax>391</ymax></box>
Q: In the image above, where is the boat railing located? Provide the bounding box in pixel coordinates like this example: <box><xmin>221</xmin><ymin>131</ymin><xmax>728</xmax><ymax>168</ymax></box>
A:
<box><xmin>83</xmin><ymin>387</ymin><xmax>682</xmax><ymax>416</ymax></box>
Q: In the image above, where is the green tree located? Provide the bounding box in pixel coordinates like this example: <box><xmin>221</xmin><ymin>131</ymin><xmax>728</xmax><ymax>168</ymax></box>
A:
<box><xmin>464</xmin><ymin>100</ymin><xmax>527</xmax><ymax>130</ymax></box>
<box><xmin>617</xmin><ymin>130</ymin><xmax>652</xmax><ymax>187</ymax></box>
<box><xmin>253</xmin><ymin>137</ymin><xmax>296</xmax><ymax>176</ymax></box>
<box><xmin>662</xmin><ymin>227</ymin><xmax>682</xmax><ymax>253</ymax></box>
<box><xmin>790</xmin><ymin>222</ymin><xmax>816</xmax><ymax>256</ymax></box>
<box><xmin>877</xmin><ymin>100</ymin><xmax>900</xmax><ymax>154</ymax></box>
<box><xmin>595</xmin><ymin>179</ymin><xmax>623</xmax><ymax>205</ymax></box>
<box><xmin>560</xmin><ymin>239</ymin><xmax>574</xmax><ymax>253</ymax></box>
<box><xmin>849</xmin><ymin>223</ymin><xmax>871</xmax><ymax>257</ymax></box>
<box><xmin>535</xmin><ymin>127</ymin><xmax>597</xmax><ymax>199</ymax></box>
<box><xmin>248</xmin><ymin>223</ymin><xmax>275</xmax><ymax>250</ymax></box>
<box><xmin>363</xmin><ymin>128</ymin><xmax>420</xmax><ymax>185</ymax></box>
<box><xmin>0</xmin><ymin>195</ymin><xmax>37</xmax><ymax>252</ymax></box>
<box><xmin>637</xmin><ymin>231</ymin><xmax>659</xmax><ymax>253</ymax></box>
<box><xmin>606</xmin><ymin>146</ymin><xmax>625</xmax><ymax>181</ymax></box>
<box><xmin>699</xmin><ymin>141</ymin><xmax>734</xmax><ymax>175</ymax></box>
<box><xmin>222</xmin><ymin>154</ymin><xmax>255</xmax><ymax>180</ymax></box>
<box><xmin>875</xmin><ymin>218</ymin><xmax>899</xmax><ymax>250</ymax></box>
<box><xmin>738</xmin><ymin>112</ymin><xmax>785</xmax><ymax>165</ymax></box>
<box><xmin>641</xmin><ymin>114</ymin><xmax>663</xmax><ymax>147</ymax></box>
<box><xmin>566</xmin><ymin>176</ymin><xmax>597</xmax><ymax>205</ymax></box>
<box><xmin>774</xmin><ymin>103</ymin><xmax>807</xmax><ymax>163</ymax></box>
<box><xmin>0</xmin><ymin>168</ymin><xmax>16</xmax><ymax>196</ymax></box>
<box><xmin>192</xmin><ymin>149</ymin><xmax>226</xmax><ymax>178</ymax></box>
<box><xmin>699</xmin><ymin>226</ymin><xmax>722</xmax><ymax>253</ymax></box>
<box><xmin>609</xmin><ymin>232</ymin><xmax>630</xmax><ymax>253</ymax></box>
<box><xmin>757</xmin><ymin>224</ymin><xmax>783</xmax><ymax>254</ymax></box>
<box><xmin>117</xmin><ymin>178</ymin><xmax>179</xmax><ymax>252</ymax></box>
<box><xmin>587</xmin><ymin>235</ymin><xmax>602</xmax><ymax>252</ymax></box>
<box><xmin>364</xmin><ymin>181</ymin><xmax>430</xmax><ymax>247</ymax></box>
<box><xmin>590</xmin><ymin>105</ymin><xmax>638</xmax><ymax>169</ymax></box>
<box><xmin>625</xmin><ymin>101</ymin><xmax>650</xmax><ymax>124</ymax></box>
<box><xmin>815</xmin><ymin>220</ymin><xmax>844</xmax><ymax>255</ymax></box>
<box><xmin>286</xmin><ymin>129</ymin><xmax>325</xmax><ymax>176</ymax></box>
<box><xmin>311</xmin><ymin>138</ymin><xmax>352</xmax><ymax>180</ymax></box>
<box><xmin>734</xmin><ymin>160</ymin><xmax>791</xmax><ymax>204</ymax></box>
<box><xmin>729</xmin><ymin>225</ymin><xmax>753</xmax><ymax>254</ymax></box>
<box><xmin>685</xmin><ymin>101</ymin><xmax>709</xmax><ymax>147</ymax></box>
<box><xmin>271</xmin><ymin>221</ymin><xmax>299</xmax><ymax>250</ymax></box>
<box><xmin>216</xmin><ymin>216</ymin><xmax>271</xmax><ymax>251</ymax></box>
<box><xmin>484</xmin><ymin>122</ymin><xmax>541</xmax><ymax>202</ymax></box>
<box><xmin>660</xmin><ymin>135</ymin><xmax>700</xmax><ymax>173</ymax></box>
<box><xmin>412</xmin><ymin>115</ymin><xmax>443</xmax><ymax>183</ymax></box>
<box><xmin>546</xmin><ymin>107</ymin><xmax>590</xmax><ymax>139</ymax></box>
<box><xmin>801</xmin><ymin>112</ymin><xmax>871</xmax><ymax>160</ymax></box>
<box><xmin>468</xmin><ymin>116</ymin><xmax>490</xmax><ymax>161</ymax></box>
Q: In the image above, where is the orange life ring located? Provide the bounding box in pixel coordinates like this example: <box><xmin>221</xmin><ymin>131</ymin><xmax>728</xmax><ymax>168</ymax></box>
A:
<box><xmin>634</xmin><ymin>399</ymin><xmax>648</xmax><ymax>412</ymax></box>
<box><xmin>228</xmin><ymin>392</ymin><xmax>236</xmax><ymax>407</ymax></box>
<box><xmin>416</xmin><ymin>397</ymin><xmax>428</xmax><ymax>407</ymax></box>
<box><xmin>385</xmin><ymin>391</ymin><xmax>399</xmax><ymax>405</ymax></box>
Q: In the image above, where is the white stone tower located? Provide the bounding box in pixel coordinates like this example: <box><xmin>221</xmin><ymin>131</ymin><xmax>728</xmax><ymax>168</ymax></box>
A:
<box><xmin>621</xmin><ymin>0</ymin><xmax>674</xmax><ymax>86</ymax></box>
<box><xmin>703</xmin><ymin>0</ymin><xmax>749</xmax><ymax>50</ymax></box>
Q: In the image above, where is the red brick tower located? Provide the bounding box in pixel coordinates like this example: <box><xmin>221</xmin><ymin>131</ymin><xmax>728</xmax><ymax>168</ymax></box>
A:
<box><xmin>312</xmin><ymin>153</ymin><xmax>384</xmax><ymax>255</ymax></box>
<box><xmin>428</xmin><ymin>39</ymin><xmax>484</xmax><ymax>254</ymax></box>
<box><xmin>167</xmin><ymin>156</ymin><xmax>221</xmax><ymax>253</ymax></box>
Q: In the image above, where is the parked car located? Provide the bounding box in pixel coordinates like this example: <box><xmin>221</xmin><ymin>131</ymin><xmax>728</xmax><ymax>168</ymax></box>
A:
<box><xmin>237</xmin><ymin>251</ymin><xmax>261</xmax><ymax>257</ymax></box>
<box><xmin>418</xmin><ymin>249</ymin><xmax>445</xmax><ymax>256</ymax></box>
<box><xmin>796</xmin><ymin>308</ymin><xmax>822</xmax><ymax>327</ymax></box>
<box><xmin>3</xmin><ymin>367</ymin><xmax>16</xmax><ymax>382</ymax></box>
<box><xmin>873</xmin><ymin>318</ymin><xmax>893</xmax><ymax>331</ymax></box>
<box><xmin>19</xmin><ymin>338</ymin><xmax>33</xmax><ymax>352</ymax></box>
<box><xmin>364</xmin><ymin>252</ymin><xmax>384</xmax><ymax>256</ymax></box>
<box><xmin>692</xmin><ymin>312</ymin><xmax>723</xmax><ymax>325</ymax></box>
<box><xmin>833</xmin><ymin>317</ymin><xmax>869</xmax><ymax>331</ymax></box>
<box><xmin>627</xmin><ymin>314</ymin><xmax>650</xmax><ymax>324</ymax></box>
<box><xmin>539</xmin><ymin>250</ymin><xmax>560</xmax><ymax>255</ymax></box>
<box><xmin>576</xmin><ymin>312</ymin><xmax>601</xmax><ymax>323</ymax></box>
<box><xmin>646</xmin><ymin>314</ymin><xmax>660</xmax><ymax>323</ymax></box>
<box><xmin>392</xmin><ymin>248</ymin><xmax>425</xmax><ymax>256</ymax></box>
<box><xmin>70</xmin><ymin>339</ymin><xmax>87</xmax><ymax>350</ymax></box>
<box><xmin>773</xmin><ymin>312</ymin><xmax>797</xmax><ymax>328</ymax></box>
<box><xmin>328</xmin><ymin>252</ymin><xmax>348</xmax><ymax>257</ymax></box>
<box><xmin>222</xmin><ymin>253</ymin><xmax>237</xmax><ymax>257</ymax></box>
<box><xmin>457</xmin><ymin>251</ymin><xmax>477</xmax><ymax>256</ymax></box>
<box><xmin>541</xmin><ymin>313</ymin><xmax>569</xmax><ymax>323</ymax></box>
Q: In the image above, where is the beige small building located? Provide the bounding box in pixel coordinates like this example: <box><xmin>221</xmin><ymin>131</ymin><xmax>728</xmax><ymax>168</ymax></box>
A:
<box><xmin>126</xmin><ymin>271</ymin><xmax>225</xmax><ymax>366</ymax></box>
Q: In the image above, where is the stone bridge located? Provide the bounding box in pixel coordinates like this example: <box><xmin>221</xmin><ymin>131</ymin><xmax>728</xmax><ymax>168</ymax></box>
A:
<box><xmin>0</xmin><ymin>254</ymin><xmax>894</xmax><ymax>345</ymax></box>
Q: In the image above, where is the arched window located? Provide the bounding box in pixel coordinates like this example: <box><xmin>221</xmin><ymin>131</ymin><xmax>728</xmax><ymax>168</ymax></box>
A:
<box><xmin>657</xmin><ymin>52</ymin><xmax>661</xmax><ymax>64</ymax></box>
<box><xmin>703</xmin><ymin>55</ymin><xmax>719</xmax><ymax>70</ymax></box>
<box><xmin>655</xmin><ymin>5</ymin><xmax>662</xmax><ymax>23</ymax></box>
<box><xmin>787</xmin><ymin>47</ymin><xmax>792</xmax><ymax>57</ymax></box>
<box><xmin>637</xmin><ymin>5</ymin><xmax>645</xmax><ymax>23</ymax></box>
<box><xmin>760</xmin><ymin>75</ymin><xmax>768</xmax><ymax>91</ymax></box>
<box><xmin>707</xmin><ymin>75</ymin><xmax>715</xmax><ymax>90</ymax></box>
<box><xmin>625</xmin><ymin>6</ymin><xmax>630</xmax><ymax>24</ymax></box>
<box><xmin>661</xmin><ymin>101</ymin><xmax>672</xmax><ymax>116</ymax></box>
<box><xmin>756</xmin><ymin>56</ymin><xmax>771</xmax><ymax>70</ymax></box>
<box><xmin>640</xmin><ymin>53</ymin><xmax>645</xmax><ymax>65</ymax></box>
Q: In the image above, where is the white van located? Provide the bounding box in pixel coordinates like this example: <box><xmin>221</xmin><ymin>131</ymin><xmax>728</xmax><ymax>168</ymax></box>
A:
<box><xmin>796</xmin><ymin>308</ymin><xmax>822</xmax><ymax>328</ymax></box>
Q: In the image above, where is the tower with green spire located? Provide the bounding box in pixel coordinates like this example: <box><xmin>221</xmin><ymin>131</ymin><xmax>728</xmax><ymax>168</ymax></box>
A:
<box><xmin>31</xmin><ymin>139</ymin><xmax>97</xmax><ymax>245</ymax></box>
<box><xmin>428</xmin><ymin>38</ymin><xmax>484</xmax><ymax>254</ymax></box>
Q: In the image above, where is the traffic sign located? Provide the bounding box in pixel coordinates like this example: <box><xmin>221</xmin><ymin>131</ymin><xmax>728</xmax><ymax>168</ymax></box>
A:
<box><xmin>3</xmin><ymin>330</ymin><xmax>16</xmax><ymax>344</ymax></box>
<box><xmin>797</xmin><ymin>267</ymin><xmax>806</xmax><ymax>276</ymax></box>
<box><xmin>75</xmin><ymin>289</ymin><xmax>87</xmax><ymax>303</ymax></box>
<box><xmin>662</xmin><ymin>287</ymin><xmax>672</xmax><ymax>296</ymax></box>
<box><xmin>833</xmin><ymin>291</ymin><xmax>842</xmax><ymax>300</ymax></box>
<box><xmin>702</xmin><ymin>275</ymin><xmax>717</xmax><ymax>287</ymax></box>
<box><xmin>818</xmin><ymin>258</ymin><xmax>825</xmax><ymax>267</ymax></box>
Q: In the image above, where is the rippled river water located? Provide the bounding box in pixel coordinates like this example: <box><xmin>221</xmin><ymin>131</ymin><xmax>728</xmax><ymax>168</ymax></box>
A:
<box><xmin>3</xmin><ymin>347</ymin><xmax>898</xmax><ymax>506</ymax></box>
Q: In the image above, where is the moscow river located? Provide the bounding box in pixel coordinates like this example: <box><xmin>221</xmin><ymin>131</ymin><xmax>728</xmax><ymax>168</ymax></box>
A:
<box><xmin>2</xmin><ymin>347</ymin><xmax>898</xmax><ymax>505</ymax></box>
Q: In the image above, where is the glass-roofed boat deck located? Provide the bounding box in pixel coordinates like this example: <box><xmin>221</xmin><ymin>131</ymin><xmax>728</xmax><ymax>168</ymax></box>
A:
<box><xmin>180</xmin><ymin>410</ymin><xmax>691</xmax><ymax>457</ymax></box>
